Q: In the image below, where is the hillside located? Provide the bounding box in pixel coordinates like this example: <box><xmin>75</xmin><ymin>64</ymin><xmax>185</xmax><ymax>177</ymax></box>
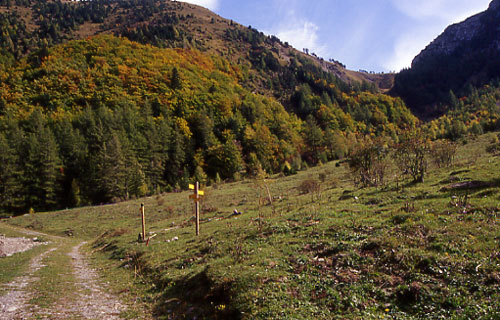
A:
<box><xmin>3</xmin><ymin>132</ymin><xmax>500</xmax><ymax>319</ymax></box>
<box><xmin>392</xmin><ymin>0</ymin><xmax>500</xmax><ymax>118</ymax></box>
<box><xmin>0</xmin><ymin>34</ymin><xmax>416</xmax><ymax>214</ymax></box>
<box><xmin>0</xmin><ymin>0</ymin><xmax>393</xmax><ymax>101</ymax></box>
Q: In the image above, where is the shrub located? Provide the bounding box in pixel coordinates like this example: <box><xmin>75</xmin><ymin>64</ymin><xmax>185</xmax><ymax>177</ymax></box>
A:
<box><xmin>318</xmin><ymin>172</ymin><xmax>327</xmax><ymax>183</ymax></box>
<box><xmin>393</xmin><ymin>132</ymin><xmax>430</xmax><ymax>183</ymax></box>
<box><xmin>431</xmin><ymin>140</ymin><xmax>457</xmax><ymax>168</ymax></box>
<box><xmin>298</xmin><ymin>178</ymin><xmax>320</xmax><ymax>195</ymax></box>
<box><xmin>156</xmin><ymin>196</ymin><xmax>165</xmax><ymax>206</ymax></box>
<box><xmin>348</xmin><ymin>138</ymin><xmax>388</xmax><ymax>187</ymax></box>
<box><xmin>486</xmin><ymin>133</ymin><xmax>500</xmax><ymax>154</ymax></box>
<box><xmin>165</xmin><ymin>205</ymin><xmax>175</xmax><ymax>215</ymax></box>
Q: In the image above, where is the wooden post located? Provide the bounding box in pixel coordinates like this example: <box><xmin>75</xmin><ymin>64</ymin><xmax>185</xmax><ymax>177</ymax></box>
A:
<box><xmin>189</xmin><ymin>182</ymin><xmax>204</xmax><ymax>236</ymax></box>
<box><xmin>141</xmin><ymin>203</ymin><xmax>146</xmax><ymax>242</ymax></box>
<box><xmin>195</xmin><ymin>182</ymin><xmax>200</xmax><ymax>236</ymax></box>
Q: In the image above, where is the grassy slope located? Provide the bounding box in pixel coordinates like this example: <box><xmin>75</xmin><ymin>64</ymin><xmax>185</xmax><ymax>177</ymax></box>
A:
<box><xmin>5</xmin><ymin>132</ymin><xmax>500</xmax><ymax>319</ymax></box>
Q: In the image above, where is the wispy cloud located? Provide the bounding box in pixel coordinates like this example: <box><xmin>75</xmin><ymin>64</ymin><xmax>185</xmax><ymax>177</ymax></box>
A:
<box><xmin>383</xmin><ymin>29</ymin><xmax>435</xmax><ymax>72</ymax></box>
<box><xmin>275</xmin><ymin>21</ymin><xmax>327</xmax><ymax>56</ymax></box>
<box><xmin>392</xmin><ymin>0</ymin><xmax>491</xmax><ymax>21</ymax></box>
<box><xmin>267</xmin><ymin>5</ymin><xmax>328</xmax><ymax>57</ymax></box>
<box><xmin>384</xmin><ymin>0</ymin><xmax>491</xmax><ymax>71</ymax></box>
<box><xmin>182</xmin><ymin>0</ymin><xmax>219</xmax><ymax>11</ymax></box>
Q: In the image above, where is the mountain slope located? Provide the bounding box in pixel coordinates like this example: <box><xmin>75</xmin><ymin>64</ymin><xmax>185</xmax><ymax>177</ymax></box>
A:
<box><xmin>0</xmin><ymin>35</ymin><xmax>416</xmax><ymax>213</ymax></box>
<box><xmin>392</xmin><ymin>0</ymin><xmax>500</xmax><ymax>118</ymax></box>
<box><xmin>0</xmin><ymin>0</ymin><xmax>392</xmax><ymax>95</ymax></box>
<box><xmin>0</xmin><ymin>1</ymin><xmax>418</xmax><ymax>213</ymax></box>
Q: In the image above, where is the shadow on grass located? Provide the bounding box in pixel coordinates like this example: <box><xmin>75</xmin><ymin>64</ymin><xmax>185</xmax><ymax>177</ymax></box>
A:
<box><xmin>152</xmin><ymin>268</ymin><xmax>241</xmax><ymax>320</ymax></box>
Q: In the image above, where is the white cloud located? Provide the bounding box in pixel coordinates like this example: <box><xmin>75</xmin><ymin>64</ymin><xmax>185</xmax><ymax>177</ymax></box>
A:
<box><xmin>274</xmin><ymin>20</ymin><xmax>328</xmax><ymax>57</ymax></box>
<box><xmin>182</xmin><ymin>0</ymin><xmax>219</xmax><ymax>11</ymax></box>
<box><xmin>266</xmin><ymin>5</ymin><xmax>328</xmax><ymax>58</ymax></box>
<box><xmin>392</xmin><ymin>0</ymin><xmax>491</xmax><ymax>21</ymax></box>
<box><xmin>383</xmin><ymin>30</ymin><xmax>435</xmax><ymax>72</ymax></box>
<box><xmin>384</xmin><ymin>0</ymin><xmax>492</xmax><ymax>71</ymax></box>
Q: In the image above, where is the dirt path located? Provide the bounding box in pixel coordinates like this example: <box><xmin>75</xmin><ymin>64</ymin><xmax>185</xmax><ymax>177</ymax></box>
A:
<box><xmin>0</xmin><ymin>235</ymin><xmax>47</xmax><ymax>257</ymax></box>
<box><xmin>57</xmin><ymin>242</ymin><xmax>126</xmax><ymax>319</ymax></box>
<box><xmin>0</xmin><ymin>226</ymin><xmax>127</xmax><ymax>319</ymax></box>
<box><xmin>0</xmin><ymin>246</ymin><xmax>57</xmax><ymax>319</ymax></box>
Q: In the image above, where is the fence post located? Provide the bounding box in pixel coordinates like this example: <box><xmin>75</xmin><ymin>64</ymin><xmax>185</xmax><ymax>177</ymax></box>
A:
<box><xmin>195</xmin><ymin>182</ymin><xmax>200</xmax><ymax>236</ymax></box>
<box><xmin>141</xmin><ymin>203</ymin><xmax>146</xmax><ymax>241</ymax></box>
<box><xmin>189</xmin><ymin>182</ymin><xmax>204</xmax><ymax>236</ymax></box>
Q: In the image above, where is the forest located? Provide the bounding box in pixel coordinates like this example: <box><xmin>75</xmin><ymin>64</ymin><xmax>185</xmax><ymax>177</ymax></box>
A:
<box><xmin>0</xmin><ymin>0</ymin><xmax>499</xmax><ymax>215</ymax></box>
<box><xmin>0</xmin><ymin>35</ymin><xmax>417</xmax><ymax>214</ymax></box>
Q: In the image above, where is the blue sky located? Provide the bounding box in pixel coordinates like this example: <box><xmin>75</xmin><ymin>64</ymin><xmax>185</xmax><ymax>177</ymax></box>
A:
<box><xmin>182</xmin><ymin>0</ymin><xmax>492</xmax><ymax>72</ymax></box>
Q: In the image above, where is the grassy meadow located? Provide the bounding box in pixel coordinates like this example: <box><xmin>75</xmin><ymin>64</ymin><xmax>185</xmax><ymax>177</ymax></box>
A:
<box><xmin>3</xmin><ymin>132</ymin><xmax>500</xmax><ymax>319</ymax></box>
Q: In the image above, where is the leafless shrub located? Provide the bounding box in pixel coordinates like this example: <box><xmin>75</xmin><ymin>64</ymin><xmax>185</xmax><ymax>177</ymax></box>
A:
<box><xmin>202</xmin><ymin>205</ymin><xmax>218</xmax><ymax>213</ymax></box>
<box><xmin>165</xmin><ymin>205</ymin><xmax>175</xmax><ymax>215</ymax></box>
<box><xmin>299</xmin><ymin>179</ymin><xmax>320</xmax><ymax>194</ymax></box>
<box><xmin>393</xmin><ymin>132</ymin><xmax>430</xmax><ymax>183</ymax></box>
<box><xmin>401</xmin><ymin>202</ymin><xmax>416</xmax><ymax>213</ymax></box>
<box><xmin>431</xmin><ymin>140</ymin><xmax>457</xmax><ymax>168</ymax></box>
<box><xmin>348</xmin><ymin>138</ymin><xmax>388</xmax><ymax>187</ymax></box>
<box><xmin>319</xmin><ymin>172</ymin><xmax>327</xmax><ymax>183</ymax></box>
<box><xmin>157</xmin><ymin>197</ymin><xmax>165</xmax><ymax>206</ymax></box>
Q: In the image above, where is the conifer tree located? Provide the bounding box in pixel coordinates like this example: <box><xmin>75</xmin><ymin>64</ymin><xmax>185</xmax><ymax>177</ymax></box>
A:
<box><xmin>303</xmin><ymin>115</ymin><xmax>324</xmax><ymax>164</ymax></box>
<box><xmin>97</xmin><ymin>133</ymin><xmax>127</xmax><ymax>202</ymax></box>
<box><xmin>53</xmin><ymin>120</ymin><xmax>87</xmax><ymax>207</ymax></box>
<box><xmin>170</xmin><ymin>67</ymin><xmax>182</xmax><ymax>90</ymax></box>
<box><xmin>21</xmin><ymin>112</ymin><xmax>62</xmax><ymax>211</ymax></box>
<box><xmin>0</xmin><ymin>133</ymin><xmax>22</xmax><ymax>213</ymax></box>
<box><xmin>166</xmin><ymin>128</ymin><xmax>186</xmax><ymax>187</ymax></box>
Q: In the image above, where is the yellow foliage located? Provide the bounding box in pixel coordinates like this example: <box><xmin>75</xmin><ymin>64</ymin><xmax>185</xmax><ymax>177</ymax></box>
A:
<box><xmin>176</xmin><ymin>117</ymin><xmax>192</xmax><ymax>138</ymax></box>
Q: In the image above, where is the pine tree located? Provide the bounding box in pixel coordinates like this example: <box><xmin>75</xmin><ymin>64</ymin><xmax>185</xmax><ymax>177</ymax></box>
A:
<box><xmin>166</xmin><ymin>128</ymin><xmax>186</xmax><ymax>187</ymax></box>
<box><xmin>303</xmin><ymin>115</ymin><xmax>324</xmax><ymax>165</ymax></box>
<box><xmin>170</xmin><ymin>67</ymin><xmax>182</xmax><ymax>90</ymax></box>
<box><xmin>53</xmin><ymin>120</ymin><xmax>87</xmax><ymax>207</ymax></box>
<box><xmin>97</xmin><ymin>133</ymin><xmax>127</xmax><ymax>202</ymax></box>
<box><xmin>0</xmin><ymin>133</ymin><xmax>22</xmax><ymax>213</ymax></box>
<box><xmin>20</xmin><ymin>112</ymin><xmax>62</xmax><ymax>211</ymax></box>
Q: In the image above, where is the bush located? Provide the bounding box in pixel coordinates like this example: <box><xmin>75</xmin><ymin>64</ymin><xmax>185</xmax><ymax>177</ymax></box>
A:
<box><xmin>298</xmin><ymin>178</ymin><xmax>320</xmax><ymax>194</ymax></box>
<box><xmin>393</xmin><ymin>132</ymin><xmax>430</xmax><ymax>183</ymax></box>
<box><xmin>431</xmin><ymin>140</ymin><xmax>457</xmax><ymax>168</ymax></box>
<box><xmin>348</xmin><ymin>138</ymin><xmax>388</xmax><ymax>187</ymax></box>
<box><xmin>318</xmin><ymin>172</ymin><xmax>327</xmax><ymax>183</ymax></box>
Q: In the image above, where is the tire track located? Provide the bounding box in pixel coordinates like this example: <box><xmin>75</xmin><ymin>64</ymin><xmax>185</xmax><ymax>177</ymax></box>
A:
<box><xmin>0</xmin><ymin>246</ymin><xmax>57</xmax><ymax>320</ymax></box>
<box><xmin>1</xmin><ymin>225</ymin><xmax>127</xmax><ymax>319</ymax></box>
<box><xmin>58</xmin><ymin>242</ymin><xmax>125</xmax><ymax>319</ymax></box>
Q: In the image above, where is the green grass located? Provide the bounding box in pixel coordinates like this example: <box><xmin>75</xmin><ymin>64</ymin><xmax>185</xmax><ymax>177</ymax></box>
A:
<box><xmin>82</xmin><ymin>242</ymin><xmax>154</xmax><ymax>320</ymax></box>
<box><xmin>28</xmin><ymin>240</ymin><xmax>78</xmax><ymax>311</ymax></box>
<box><xmin>6</xmin><ymin>132</ymin><xmax>500</xmax><ymax>319</ymax></box>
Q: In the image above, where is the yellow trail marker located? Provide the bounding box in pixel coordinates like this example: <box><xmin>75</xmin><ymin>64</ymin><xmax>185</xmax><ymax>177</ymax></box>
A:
<box><xmin>188</xmin><ymin>182</ymin><xmax>204</xmax><ymax>236</ymax></box>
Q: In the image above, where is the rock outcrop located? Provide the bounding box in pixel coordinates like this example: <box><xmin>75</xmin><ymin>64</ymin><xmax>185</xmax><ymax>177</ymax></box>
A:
<box><xmin>392</xmin><ymin>0</ymin><xmax>500</xmax><ymax>118</ymax></box>
<box><xmin>413</xmin><ymin>0</ymin><xmax>500</xmax><ymax>67</ymax></box>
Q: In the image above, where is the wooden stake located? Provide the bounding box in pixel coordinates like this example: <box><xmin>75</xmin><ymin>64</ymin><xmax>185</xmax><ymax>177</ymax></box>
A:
<box><xmin>140</xmin><ymin>203</ymin><xmax>146</xmax><ymax>242</ymax></box>
<box><xmin>189</xmin><ymin>182</ymin><xmax>204</xmax><ymax>236</ymax></box>
<box><xmin>195</xmin><ymin>182</ymin><xmax>200</xmax><ymax>236</ymax></box>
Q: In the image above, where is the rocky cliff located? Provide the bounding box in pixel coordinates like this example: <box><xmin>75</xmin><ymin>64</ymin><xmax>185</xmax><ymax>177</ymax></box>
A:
<box><xmin>392</xmin><ymin>0</ymin><xmax>500</xmax><ymax>118</ymax></box>
<box><xmin>413</xmin><ymin>0</ymin><xmax>500</xmax><ymax>67</ymax></box>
